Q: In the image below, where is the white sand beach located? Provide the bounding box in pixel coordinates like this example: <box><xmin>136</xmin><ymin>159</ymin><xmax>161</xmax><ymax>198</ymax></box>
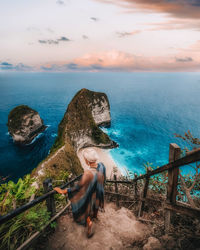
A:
<box><xmin>78</xmin><ymin>147</ymin><xmax>122</xmax><ymax>179</ymax></box>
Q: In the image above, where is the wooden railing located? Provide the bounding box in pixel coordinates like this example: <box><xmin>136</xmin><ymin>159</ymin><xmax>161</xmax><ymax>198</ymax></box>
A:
<box><xmin>0</xmin><ymin>174</ymin><xmax>82</xmax><ymax>250</ymax></box>
<box><xmin>105</xmin><ymin>143</ymin><xmax>200</xmax><ymax>232</ymax></box>
<box><xmin>1</xmin><ymin>143</ymin><xmax>200</xmax><ymax>248</ymax></box>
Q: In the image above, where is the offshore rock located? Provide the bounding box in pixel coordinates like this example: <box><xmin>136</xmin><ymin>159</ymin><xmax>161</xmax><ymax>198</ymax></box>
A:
<box><xmin>7</xmin><ymin>105</ymin><xmax>46</xmax><ymax>145</ymax></box>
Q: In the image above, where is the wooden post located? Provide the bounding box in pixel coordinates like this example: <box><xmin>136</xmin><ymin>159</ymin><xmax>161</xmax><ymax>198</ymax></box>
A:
<box><xmin>134</xmin><ymin>173</ymin><xmax>138</xmax><ymax>198</ymax></box>
<box><xmin>43</xmin><ymin>178</ymin><xmax>56</xmax><ymax>217</ymax></box>
<box><xmin>138</xmin><ymin>168</ymin><xmax>150</xmax><ymax>217</ymax></box>
<box><xmin>114</xmin><ymin>175</ymin><xmax>119</xmax><ymax>207</ymax></box>
<box><xmin>165</xmin><ymin>143</ymin><xmax>181</xmax><ymax>233</ymax></box>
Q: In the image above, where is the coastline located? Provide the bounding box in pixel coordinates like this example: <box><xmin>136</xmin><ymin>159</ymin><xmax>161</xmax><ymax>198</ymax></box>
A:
<box><xmin>78</xmin><ymin>147</ymin><xmax>122</xmax><ymax>178</ymax></box>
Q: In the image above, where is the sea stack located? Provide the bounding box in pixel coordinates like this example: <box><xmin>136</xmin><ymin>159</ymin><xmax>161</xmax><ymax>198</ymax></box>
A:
<box><xmin>51</xmin><ymin>88</ymin><xmax>117</xmax><ymax>152</ymax></box>
<box><xmin>7</xmin><ymin>105</ymin><xmax>46</xmax><ymax>145</ymax></box>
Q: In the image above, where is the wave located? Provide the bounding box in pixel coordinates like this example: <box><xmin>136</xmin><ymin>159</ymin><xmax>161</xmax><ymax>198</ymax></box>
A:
<box><xmin>51</xmin><ymin>133</ymin><xmax>57</xmax><ymax>138</ymax></box>
<box><xmin>26</xmin><ymin>132</ymin><xmax>45</xmax><ymax>145</ymax></box>
<box><xmin>101</xmin><ymin>128</ymin><xmax>108</xmax><ymax>133</ymax></box>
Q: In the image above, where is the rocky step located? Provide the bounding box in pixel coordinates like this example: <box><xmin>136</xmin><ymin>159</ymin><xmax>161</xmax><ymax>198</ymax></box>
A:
<box><xmin>43</xmin><ymin>203</ymin><xmax>162</xmax><ymax>250</ymax></box>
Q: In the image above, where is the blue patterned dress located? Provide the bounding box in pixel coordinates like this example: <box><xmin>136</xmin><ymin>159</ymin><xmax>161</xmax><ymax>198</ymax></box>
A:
<box><xmin>67</xmin><ymin>162</ymin><xmax>106</xmax><ymax>225</ymax></box>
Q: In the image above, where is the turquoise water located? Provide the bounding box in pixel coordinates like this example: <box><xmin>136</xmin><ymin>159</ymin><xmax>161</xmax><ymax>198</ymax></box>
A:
<box><xmin>1</xmin><ymin>72</ymin><xmax>200</xmax><ymax>181</ymax></box>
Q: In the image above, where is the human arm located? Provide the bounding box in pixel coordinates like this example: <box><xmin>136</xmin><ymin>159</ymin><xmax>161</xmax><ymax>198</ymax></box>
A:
<box><xmin>54</xmin><ymin>171</ymin><xmax>91</xmax><ymax>196</ymax></box>
<box><xmin>54</xmin><ymin>187</ymin><xmax>68</xmax><ymax>194</ymax></box>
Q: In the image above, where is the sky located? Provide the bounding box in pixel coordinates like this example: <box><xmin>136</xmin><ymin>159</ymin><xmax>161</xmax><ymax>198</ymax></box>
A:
<box><xmin>0</xmin><ymin>0</ymin><xmax>200</xmax><ymax>72</ymax></box>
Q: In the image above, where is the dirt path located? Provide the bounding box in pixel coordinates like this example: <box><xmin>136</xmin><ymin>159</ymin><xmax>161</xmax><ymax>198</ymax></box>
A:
<box><xmin>45</xmin><ymin>203</ymin><xmax>150</xmax><ymax>250</ymax></box>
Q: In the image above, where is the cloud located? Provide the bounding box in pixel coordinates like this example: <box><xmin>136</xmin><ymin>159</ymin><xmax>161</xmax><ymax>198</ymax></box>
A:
<box><xmin>39</xmin><ymin>50</ymin><xmax>200</xmax><ymax>72</ymax></box>
<box><xmin>39</xmin><ymin>39</ymin><xmax>58</xmax><ymax>44</ymax></box>
<box><xmin>58</xmin><ymin>36</ymin><xmax>70</xmax><ymax>41</ymax></box>
<box><xmin>95</xmin><ymin>0</ymin><xmax>200</xmax><ymax>19</ymax></box>
<box><xmin>38</xmin><ymin>36</ymin><xmax>71</xmax><ymax>45</ymax></box>
<box><xmin>116</xmin><ymin>30</ymin><xmax>141</xmax><ymax>37</ymax></box>
<box><xmin>0</xmin><ymin>62</ymin><xmax>32</xmax><ymax>71</ymax></box>
<box><xmin>26</xmin><ymin>27</ymin><xmax>40</xmax><ymax>32</ymax></box>
<box><xmin>0</xmin><ymin>62</ymin><xmax>13</xmax><ymax>70</ymax></box>
<box><xmin>90</xmin><ymin>17</ymin><xmax>99</xmax><ymax>22</ymax></box>
<box><xmin>67</xmin><ymin>63</ymin><xmax>79</xmax><ymax>70</ymax></box>
<box><xmin>179</xmin><ymin>40</ymin><xmax>200</xmax><ymax>53</ymax></box>
<box><xmin>26</xmin><ymin>27</ymin><xmax>55</xmax><ymax>34</ymax></box>
<box><xmin>46</xmin><ymin>28</ymin><xmax>54</xmax><ymax>33</ymax></box>
<box><xmin>146</xmin><ymin>19</ymin><xmax>200</xmax><ymax>32</ymax></box>
<box><xmin>56</xmin><ymin>0</ymin><xmax>65</xmax><ymax>5</ymax></box>
<box><xmin>1</xmin><ymin>62</ymin><xmax>12</xmax><ymax>66</ymax></box>
<box><xmin>82</xmin><ymin>35</ymin><xmax>89</xmax><ymax>39</ymax></box>
<box><xmin>175</xmin><ymin>57</ymin><xmax>193</xmax><ymax>63</ymax></box>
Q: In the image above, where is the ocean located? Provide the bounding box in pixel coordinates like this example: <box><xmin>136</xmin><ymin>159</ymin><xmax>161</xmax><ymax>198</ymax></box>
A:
<box><xmin>1</xmin><ymin>72</ymin><xmax>200</xmax><ymax>182</ymax></box>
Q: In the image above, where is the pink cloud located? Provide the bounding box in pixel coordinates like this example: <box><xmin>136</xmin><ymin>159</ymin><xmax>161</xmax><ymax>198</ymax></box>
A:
<box><xmin>116</xmin><ymin>30</ymin><xmax>141</xmax><ymax>38</ymax></box>
<box><xmin>39</xmin><ymin>49</ymin><xmax>200</xmax><ymax>72</ymax></box>
<box><xmin>95</xmin><ymin>0</ymin><xmax>200</xmax><ymax>19</ymax></box>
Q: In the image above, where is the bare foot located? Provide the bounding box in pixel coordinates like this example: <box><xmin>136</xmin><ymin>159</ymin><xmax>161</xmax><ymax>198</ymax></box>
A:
<box><xmin>87</xmin><ymin>221</ymin><xmax>95</xmax><ymax>238</ymax></box>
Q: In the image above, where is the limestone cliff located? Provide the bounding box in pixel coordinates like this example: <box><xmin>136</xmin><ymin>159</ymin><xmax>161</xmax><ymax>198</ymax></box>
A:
<box><xmin>7</xmin><ymin>105</ymin><xmax>46</xmax><ymax>145</ymax></box>
<box><xmin>51</xmin><ymin>88</ymin><xmax>117</xmax><ymax>153</ymax></box>
<box><xmin>33</xmin><ymin>89</ymin><xmax>117</xmax><ymax>183</ymax></box>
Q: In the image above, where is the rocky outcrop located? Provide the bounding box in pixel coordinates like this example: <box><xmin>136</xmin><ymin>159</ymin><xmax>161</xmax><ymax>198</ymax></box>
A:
<box><xmin>7</xmin><ymin>105</ymin><xmax>46</xmax><ymax>145</ymax></box>
<box><xmin>90</xmin><ymin>93</ymin><xmax>111</xmax><ymax>127</ymax></box>
<box><xmin>33</xmin><ymin>88</ymin><xmax>117</xmax><ymax>182</ymax></box>
<box><xmin>143</xmin><ymin>237</ymin><xmax>162</xmax><ymax>250</ymax></box>
<box><xmin>45</xmin><ymin>203</ymin><xmax>149</xmax><ymax>250</ymax></box>
<box><xmin>51</xmin><ymin>88</ymin><xmax>117</xmax><ymax>153</ymax></box>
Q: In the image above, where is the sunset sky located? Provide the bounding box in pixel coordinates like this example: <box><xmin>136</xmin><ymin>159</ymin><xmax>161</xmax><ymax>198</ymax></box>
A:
<box><xmin>1</xmin><ymin>0</ymin><xmax>200</xmax><ymax>71</ymax></box>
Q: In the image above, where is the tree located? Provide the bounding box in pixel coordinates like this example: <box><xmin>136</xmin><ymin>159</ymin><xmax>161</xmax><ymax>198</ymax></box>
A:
<box><xmin>175</xmin><ymin>130</ymin><xmax>200</xmax><ymax>208</ymax></box>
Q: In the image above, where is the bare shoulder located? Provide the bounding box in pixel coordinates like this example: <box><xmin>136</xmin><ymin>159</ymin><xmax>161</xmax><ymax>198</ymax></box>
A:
<box><xmin>83</xmin><ymin>170</ymin><xmax>93</xmax><ymax>178</ymax></box>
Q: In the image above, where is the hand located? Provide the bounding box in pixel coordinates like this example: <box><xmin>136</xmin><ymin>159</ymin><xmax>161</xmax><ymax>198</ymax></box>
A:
<box><xmin>54</xmin><ymin>187</ymin><xmax>67</xmax><ymax>194</ymax></box>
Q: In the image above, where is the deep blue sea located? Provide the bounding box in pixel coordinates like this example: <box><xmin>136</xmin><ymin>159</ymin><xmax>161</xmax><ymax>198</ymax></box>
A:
<box><xmin>1</xmin><ymin>72</ymin><xmax>200</xmax><ymax>182</ymax></box>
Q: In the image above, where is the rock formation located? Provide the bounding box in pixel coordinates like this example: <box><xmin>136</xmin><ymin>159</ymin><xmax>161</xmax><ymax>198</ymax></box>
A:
<box><xmin>7</xmin><ymin>105</ymin><xmax>46</xmax><ymax>145</ymax></box>
<box><xmin>33</xmin><ymin>88</ymin><xmax>118</xmax><ymax>182</ymax></box>
<box><xmin>51</xmin><ymin>88</ymin><xmax>117</xmax><ymax>153</ymax></box>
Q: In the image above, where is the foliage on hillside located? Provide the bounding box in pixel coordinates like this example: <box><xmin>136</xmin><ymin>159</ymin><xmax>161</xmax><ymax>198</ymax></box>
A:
<box><xmin>174</xmin><ymin>130</ymin><xmax>200</xmax><ymax>208</ymax></box>
<box><xmin>0</xmin><ymin>175</ymin><xmax>48</xmax><ymax>249</ymax></box>
<box><xmin>0</xmin><ymin>173</ymin><xmax>69</xmax><ymax>250</ymax></box>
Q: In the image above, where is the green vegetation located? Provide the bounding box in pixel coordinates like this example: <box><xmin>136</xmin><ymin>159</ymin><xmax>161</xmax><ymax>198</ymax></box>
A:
<box><xmin>0</xmin><ymin>172</ymin><xmax>71</xmax><ymax>249</ymax></box>
<box><xmin>0</xmin><ymin>175</ymin><xmax>36</xmax><ymax>214</ymax></box>
<box><xmin>91</xmin><ymin>123</ymin><xmax>110</xmax><ymax>145</ymax></box>
<box><xmin>143</xmin><ymin>162</ymin><xmax>168</xmax><ymax>195</ymax></box>
<box><xmin>0</xmin><ymin>175</ymin><xmax>51</xmax><ymax>249</ymax></box>
<box><xmin>174</xmin><ymin>130</ymin><xmax>200</xmax><ymax>208</ymax></box>
<box><xmin>135</xmin><ymin>131</ymin><xmax>200</xmax><ymax>206</ymax></box>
